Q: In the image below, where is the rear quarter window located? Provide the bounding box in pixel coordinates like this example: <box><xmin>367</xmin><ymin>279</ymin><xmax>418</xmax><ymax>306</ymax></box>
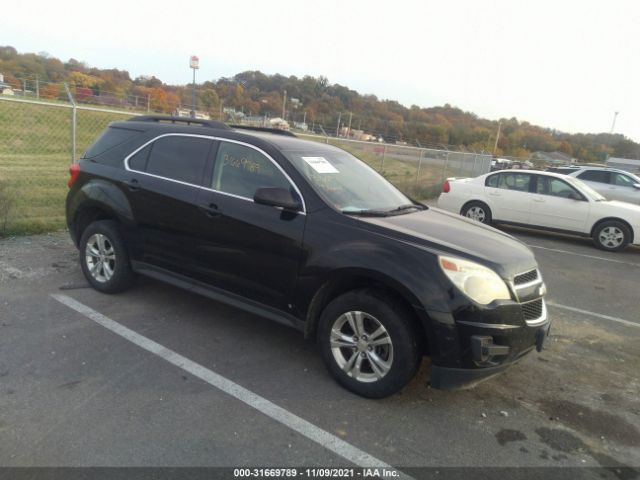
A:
<box><xmin>83</xmin><ymin>126</ymin><xmax>141</xmax><ymax>159</ymax></box>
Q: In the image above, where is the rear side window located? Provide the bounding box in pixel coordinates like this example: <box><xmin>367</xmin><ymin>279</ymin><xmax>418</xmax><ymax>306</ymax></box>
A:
<box><xmin>212</xmin><ymin>142</ymin><xmax>291</xmax><ymax>198</ymax></box>
<box><xmin>497</xmin><ymin>172</ymin><xmax>531</xmax><ymax>192</ymax></box>
<box><xmin>577</xmin><ymin>170</ymin><xmax>610</xmax><ymax>183</ymax></box>
<box><xmin>145</xmin><ymin>136</ymin><xmax>213</xmax><ymax>185</ymax></box>
<box><xmin>83</xmin><ymin>127</ymin><xmax>140</xmax><ymax>158</ymax></box>
<box><xmin>485</xmin><ymin>174</ymin><xmax>499</xmax><ymax>187</ymax></box>
<box><xmin>128</xmin><ymin>144</ymin><xmax>151</xmax><ymax>171</ymax></box>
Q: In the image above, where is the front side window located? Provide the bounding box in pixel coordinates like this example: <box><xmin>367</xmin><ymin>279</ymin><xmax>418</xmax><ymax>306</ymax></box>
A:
<box><xmin>536</xmin><ymin>176</ymin><xmax>581</xmax><ymax>199</ymax></box>
<box><xmin>496</xmin><ymin>173</ymin><xmax>531</xmax><ymax>192</ymax></box>
<box><xmin>212</xmin><ymin>142</ymin><xmax>291</xmax><ymax>199</ymax></box>
<box><xmin>144</xmin><ymin>135</ymin><xmax>213</xmax><ymax>185</ymax></box>
<box><xmin>612</xmin><ymin>172</ymin><xmax>634</xmax><ymax>187</ymax></box>
<box><xmin>577</xmin><ymin>170</ymin><xmax>610</xmax><ymax>183</ymax></box>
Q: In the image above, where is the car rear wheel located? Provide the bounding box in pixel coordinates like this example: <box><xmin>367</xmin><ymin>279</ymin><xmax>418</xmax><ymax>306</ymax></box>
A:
<box><xmin>79</xmin><ymin>220</ymin><xmax>136</xmax><ymax>293</ymax></box>
<box><xmin>461</xmin><ymin>201</ymin><xmax>492</xmax><ymax>224</ymax></box>
<box><xmin>592</xmin><ymin>220</ymin><xmax>631</xmax><ymax>252</ymax></box>
<box><xmin>317</xmin><ymin>289</ymin><xmax>421</xmax><ymax>398</ymax></box>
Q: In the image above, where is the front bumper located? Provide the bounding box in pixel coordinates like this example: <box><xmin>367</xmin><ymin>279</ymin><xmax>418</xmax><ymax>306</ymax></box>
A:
<box><xmin>430</xmin><ymin>319</ymin><xmax>550</xmax><ymax>389</ymax></box>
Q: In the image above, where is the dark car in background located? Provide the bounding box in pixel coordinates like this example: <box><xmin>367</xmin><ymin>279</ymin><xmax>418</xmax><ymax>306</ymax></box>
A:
<box><xmin>65</xmin><ymin>116</ymin><xmax>550</xmax><ymax>398</ymax></box>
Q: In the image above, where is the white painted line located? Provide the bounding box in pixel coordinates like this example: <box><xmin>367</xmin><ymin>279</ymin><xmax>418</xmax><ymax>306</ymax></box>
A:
<box><xmin>526</xmin><ymin>244</ymin><xmax>640</xmax><ymax>267</ymax></box>
<box><xmin>51</xmin><ymin>294</ymin><xmax>409</xmax><ymax>475</ymax></box>
<box><xmin>547</xmin><ymin>301</ymin><xmax>640</xmax><ymax>329</ymax></box>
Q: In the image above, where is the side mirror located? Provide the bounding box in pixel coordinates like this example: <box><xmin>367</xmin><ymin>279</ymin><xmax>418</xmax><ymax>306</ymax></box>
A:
<box><xmin>568</xmin><ymin>191</ymin><xmax>583</xmax><ymax>201</ymax></box>
<box><xmin>254</xmin><ymin>187</ymin><xmax>301</xmax><ymax>211</ymax></box>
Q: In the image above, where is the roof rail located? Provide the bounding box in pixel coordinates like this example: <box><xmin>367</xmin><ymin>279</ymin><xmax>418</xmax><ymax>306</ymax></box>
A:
<box><xmin>129</xmin><ymin>115</ymin><xmax>230</xmax><ymax>130</ymax></box>
<box><xmin>231</xmin><ymin>125</ymin><xmax>297</xmax><ymax>137</ymax></box>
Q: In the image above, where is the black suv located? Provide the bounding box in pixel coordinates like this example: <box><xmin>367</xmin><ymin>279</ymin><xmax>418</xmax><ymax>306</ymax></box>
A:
<box><xmin>66</xmin><ymin>116</ymin><xmax>550</xmax><ymax>398</ymax></box>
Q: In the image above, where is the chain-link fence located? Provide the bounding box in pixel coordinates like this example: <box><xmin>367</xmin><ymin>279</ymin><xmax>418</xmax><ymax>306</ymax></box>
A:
<box><xmin>0</xmin><ymin>96</ymin><xmax>135</xmax><ymax>235</ymax></box>
<box><xmin>297</xmin><ymin>134</ymin><xmax>491</xmax><ymax>198</ymax></box>
<box><xmin>0</xmin><ymin>95</ymin><xmax>490</xmax><ymax>236</ymax></box>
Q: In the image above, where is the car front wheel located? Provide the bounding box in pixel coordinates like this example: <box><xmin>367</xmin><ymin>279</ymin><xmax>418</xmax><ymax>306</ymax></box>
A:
<box><xmin>593</xmin><ymin>220</ymin><xmax>631</xmax><ymax>252</ymax></box>
<box><xmin>317</xmin><ymin>289</ymin><xmax>421</xmax><ymax>398</ymax></box>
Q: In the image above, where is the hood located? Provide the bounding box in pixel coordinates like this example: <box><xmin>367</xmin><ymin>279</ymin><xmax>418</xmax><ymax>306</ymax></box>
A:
<box><xmin>358</xmin><ymin>207</ymin><xmax>537</xmax><ymax>279</ymax></box>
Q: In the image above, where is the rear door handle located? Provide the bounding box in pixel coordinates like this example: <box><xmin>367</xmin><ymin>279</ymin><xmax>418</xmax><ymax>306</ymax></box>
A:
<box><xmin>488</xmin><ymin>192</ymin><xmax>501</xmax><ymax>196</ymax></box>
<box><xmin>126</xmin><ymin>179</ymin><xmax>140</xmax><ymax>191</ymax></box>
<box><xmin>199</xmin><ymin>203</ymin><xmax>221</xmax><ymax>218</ymax></box>
<box><xmin>533</xmin><ymin>197</ymin><xmax>545</xmax><ymax>202</ymax></box>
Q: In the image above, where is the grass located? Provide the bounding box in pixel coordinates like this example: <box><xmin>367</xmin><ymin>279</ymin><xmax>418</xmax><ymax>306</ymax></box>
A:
<box><xmin>0</xmin><ymin>100</ymin><xmax>131</xmax><ymax>236</ymax></box>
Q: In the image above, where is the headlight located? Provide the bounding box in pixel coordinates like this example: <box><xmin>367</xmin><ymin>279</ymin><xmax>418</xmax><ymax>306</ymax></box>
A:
<box><xmin>439</xmin><ymin>255</ymin><xmax>511</xmax><ymax>305</ymax></box>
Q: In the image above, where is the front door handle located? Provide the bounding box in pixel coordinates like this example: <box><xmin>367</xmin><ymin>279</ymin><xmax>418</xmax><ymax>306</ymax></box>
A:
<box><xmin>199</xmin><ymin>203</ymin><xmax>221</xmax><ymax>218</ymax></box>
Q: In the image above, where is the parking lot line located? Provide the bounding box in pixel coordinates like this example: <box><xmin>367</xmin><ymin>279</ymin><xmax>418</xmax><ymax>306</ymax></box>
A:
<box><xmin>547</xmin><ymin>301</ymin><xmax>640</xmax><ymax>328</ymax></box>
<box><xmin>526</xmin><ymin>244</ymin><xmax>640</xmax><ymax>267</ymax></box>
<box><xmin>50</xmin><ymin>293</ymin><xmax>409</xmax><ymax>475</ymax></box>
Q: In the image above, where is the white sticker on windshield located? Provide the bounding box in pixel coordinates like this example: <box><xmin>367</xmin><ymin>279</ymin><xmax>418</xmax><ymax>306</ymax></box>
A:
<box><xmin>302</xmin><ymin>156</ymin><xmax>339</xmax><ymax>174</ymax></box>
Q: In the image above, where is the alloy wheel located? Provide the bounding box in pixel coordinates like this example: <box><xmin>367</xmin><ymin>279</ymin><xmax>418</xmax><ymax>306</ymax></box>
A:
<box><xmin>85</xmin><ymin>233</ymin><xmax>116</xmax><ymax>283</ymax></box>
<box><xmin>466</xmin><ymin>206</ymin><xmax>486</xmax><ymax>222</ymax></box>
<box><xmin>330</xmin><ymin>311</ymin><xmax>394</xmax><ymax>383</ymax></box>
<box><xmin>599</xmin><ymin>226</ymin><xmax>624</xmax><ymax>249</ymax></box>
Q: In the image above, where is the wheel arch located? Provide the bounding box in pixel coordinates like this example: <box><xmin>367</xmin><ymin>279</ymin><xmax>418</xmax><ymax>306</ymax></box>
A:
<box><xmin>303</xmin><ymin>269</ymin><xmax>431</xmax><ymax>355</ymax></box>
<box><xmin>590</xmin><ymin>217</ymin><xmax>634</xmax><ymax>244</ymax></box>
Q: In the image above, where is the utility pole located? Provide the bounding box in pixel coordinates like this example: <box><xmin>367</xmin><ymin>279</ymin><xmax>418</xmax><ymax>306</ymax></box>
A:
<box><xmin>190</xmin><ymin>55</ymin><xmax>199</xmax><ymax>118</ymax></box>
<box><xmin>303</xmin><ymin>111</ymin><xmax>307</xmax><ymax>126</ymax></box>
<box><xmin>347</xmin><ymin>111</ymin><xmax>352</xmax><ymax>138</ymax></box>
<box><xmin>35</xmin><ymin>75</ymin><xmax>39</xmax><ymax>99</ymax></box>
<box><xmin>22</xmin><ymin>79</ymin><xmax>26</xmax><ymax>97</ymax></box>
<box><xmin>282</xmin><ymin>90</ymin><xmax>287</xmax><ymax>120</ymax></box>
<box><xmin>492</xmin><ymin>120</ymin><xmax>502</xmax><ymax>155</ymax></box>
<box><xmin>610</xmin><ymin>111</ymin><xmax>619</xmax><ymax>134</ymax></box>
<box><xmin>336</xmin><ymin>112</ymin><xmax>342</xmax><ymax>137</ymax></box>
<box><xmin>147</xmin><ymin>94</ymin><xmax>151</xmax><ymax>113</ymax></box>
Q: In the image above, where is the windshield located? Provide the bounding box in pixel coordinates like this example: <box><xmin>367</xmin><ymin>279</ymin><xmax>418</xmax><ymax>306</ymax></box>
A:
<box><xmin>284</xmin><ymin>149</ymin><xmax>417</xmax><ymax>214</ymax></box>
<box><xmin>565</xmin><ymin>176</ymin><xmax>607</xmax><ymax>201</ymax></box>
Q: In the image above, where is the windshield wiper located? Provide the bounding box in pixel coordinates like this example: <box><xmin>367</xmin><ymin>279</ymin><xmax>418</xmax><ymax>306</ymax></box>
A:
<box><xmin>341</xmin><ymin>203</ymin><xmax>426</xmax><ymax>217</ymax></box>
<box><xmin>385</xmin><ymin>203</ymin><xmax>426</xmax><ymax>214</ymax></box>
<box><xmin>341</xmin><ymin>209</ymin><xmax>391</xmax><ymax>217</ymax></box>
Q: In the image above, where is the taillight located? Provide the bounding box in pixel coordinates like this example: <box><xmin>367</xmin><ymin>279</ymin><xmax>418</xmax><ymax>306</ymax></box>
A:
<box><xmin>68</xmin><ymin>163</ymin><xmax>81</xmax><ymax>188</ymax></box>
<box><xmin>442</xmin><ymin>180</ymin><xmax>450</xmax><ymax>193</ymax></box>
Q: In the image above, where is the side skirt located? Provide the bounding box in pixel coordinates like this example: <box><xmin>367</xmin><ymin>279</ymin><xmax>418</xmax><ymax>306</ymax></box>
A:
<box><xmin>131</xmin><ymin>260</ymin><xmax>306</xmax><ymax>332</ymax></box>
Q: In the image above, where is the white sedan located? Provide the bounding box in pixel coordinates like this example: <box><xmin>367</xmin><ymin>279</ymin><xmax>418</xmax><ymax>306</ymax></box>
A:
<box><xmin>437</xmin><ymin>170</ymin><xmax>640</xmax><ymax>252</ymax></box>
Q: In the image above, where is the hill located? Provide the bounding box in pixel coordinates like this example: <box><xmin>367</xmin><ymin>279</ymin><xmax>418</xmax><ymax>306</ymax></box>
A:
<box><xmin>1</xmin><ymin>45</ymin><xmax>638</xmax><ymax>163</ymax></box>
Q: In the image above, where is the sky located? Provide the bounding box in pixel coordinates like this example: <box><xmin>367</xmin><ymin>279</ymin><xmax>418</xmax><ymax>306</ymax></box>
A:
<box><xmin>2</xmin><ymin>0</ymin><xmax>639</xmax><ymax>141</ymax></box>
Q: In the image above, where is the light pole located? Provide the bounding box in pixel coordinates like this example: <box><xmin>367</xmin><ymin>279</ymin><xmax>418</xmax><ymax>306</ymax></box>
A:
<box><xmin>282</xmin><ymin>89</ymin><xmax>287</xmax><ymax>120</ymax></box>
<box><xmin>190</xmin><ymin>55</ymin><xmax>199</xmax><ymax>118</ymax></box>
<box><xmin>610</xmin><ymin>111</ymin><xmax>619</xmax><ymax>134</ymax></box>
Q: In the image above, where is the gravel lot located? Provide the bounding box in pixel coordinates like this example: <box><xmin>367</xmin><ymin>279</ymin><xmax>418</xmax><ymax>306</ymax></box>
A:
<box><xmin>0</xmin><ymin>227</ymin><xmax>638</xmax><ymax>478</ymax></box>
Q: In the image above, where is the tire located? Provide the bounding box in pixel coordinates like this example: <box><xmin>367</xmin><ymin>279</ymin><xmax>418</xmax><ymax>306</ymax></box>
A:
<box><xmin>317</xmin><ymin>288</ymin><xmax>421</xmax><ymax>398</ymax></box>
<box><xmin>592</xmin><ymin>220</ymin><xmax>631</xmax><ymax>252</ymax></box>
<box><xmin>461</xmin><ymin>201</ymin><xmax>492</xmax><ymax>224</ymax></box>
<box><xmin>79</xmin><ymin>220</ymin><xmax>136</xmax><ymax>293</ymax></box>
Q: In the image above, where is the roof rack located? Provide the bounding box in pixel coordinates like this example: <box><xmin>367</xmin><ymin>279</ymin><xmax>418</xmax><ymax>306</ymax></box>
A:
<box><xmin>128</xmin><ymin>115</ymin><xmax>230</xmax><ymax>130</ymax></box>
<box><xmin>230</xmin><ymin>125</ymin><xmax>297</xmax><ymax>137</ymax></box>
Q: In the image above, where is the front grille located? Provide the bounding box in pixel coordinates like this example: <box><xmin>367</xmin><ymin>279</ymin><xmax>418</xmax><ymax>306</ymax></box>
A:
<box><xmin>514</xmin><ymin>269</ymin><xmax>538</xmax><ymax>286</ymax></box>
<box><xmin>522</xmin><ymin>299</ymin><xmax>543</xmax><ymax>321</ymax></box>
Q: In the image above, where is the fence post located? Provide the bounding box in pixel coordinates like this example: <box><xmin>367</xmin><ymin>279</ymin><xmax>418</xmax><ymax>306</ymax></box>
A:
<box><xmin>441</xmin><ymin>152</ymin><xmax>450</xmax><ymax>183</ymax></box>
<box><xmin>472</xmin><ymin>154</ymin><xmax>478</xmax><ymax>175</ymax></box>
<box><xmin>64</xmin><ymin>83</ymin><xmax>77</xmax><ymax>164</ymax></box>
<box><xmin>415</xmin><ymin>149</ymin><xmax>424</xmax><ymax>188</ymax></box>
<box><xmin>380</xmin><ymin>145</ymin><xmax>387</xmax><ymax>171</ymax></box>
